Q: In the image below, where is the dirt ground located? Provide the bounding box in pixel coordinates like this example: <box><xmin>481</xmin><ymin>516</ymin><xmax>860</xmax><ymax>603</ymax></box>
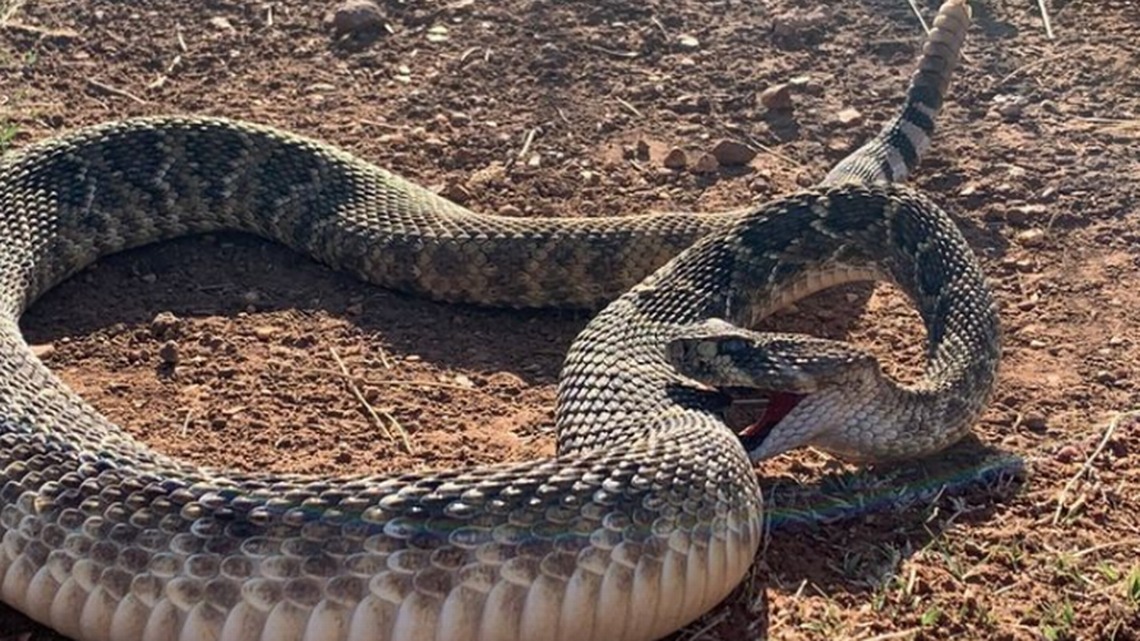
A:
<box><xmin>1</xmin><ymin>0</ymin><xmax>1138</xmax><ymax>639</ymax></box>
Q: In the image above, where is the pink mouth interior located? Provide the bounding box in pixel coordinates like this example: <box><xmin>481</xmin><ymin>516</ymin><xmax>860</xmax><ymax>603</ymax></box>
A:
<box><xmin>734</xmin><ymin>391</ymin><xmax>804</xmax><ymax>444</ymax></box>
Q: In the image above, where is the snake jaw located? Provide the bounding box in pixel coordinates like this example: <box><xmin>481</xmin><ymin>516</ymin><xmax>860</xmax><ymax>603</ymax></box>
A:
<box><xmin>719</xmin><ymin>387</ymin><xmax>806</xmax><ymax>452</ymax></box>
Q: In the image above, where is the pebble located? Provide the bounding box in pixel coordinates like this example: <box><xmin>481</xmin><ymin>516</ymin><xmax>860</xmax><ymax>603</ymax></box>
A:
<box><xmin>676</xmin><ymin>34</ymin><xmax>700</xmax><ymax>49</ymax></box>
<box><xmin>579</xmin><ymin>170</ymin><xmax>600</xmax><ymax>186</ymax></box>
<box><xmin>330</xmin><ymin>0</ymin><xmax>386</xmax><ymax>36</ymax></box>
<box><xmin>787</xmin><ymin>75</ymin><xmax>823</xmax><ymax>96</ymax></box>
<box><xmin>1054</xmin><ymin>445</ymin><xmax>1080</xmax><ymax>463</ymax></box>
<box><xmin>151</xmin><ymin>311</ymin><xmax>182</xmax><ymax>338</ymax></box>
<box><xmin>667</xmin><ymin>94</ymin><xmax>710</xmax><ymax>114</ymax></box>
<box><xmin>467</xmin><ymin>162</ymin><xmax>508</xmax><ymax>190</ymax></box>
<box><xmin>1006</xmin><ymin>203</ymin><xmax>1048</xmax><ymax>226</ymax></box>
<box><xmin>1015</xmin><ymin>228</ymin><xmax>1047</xmax><ymax>247</ymax></box>
<box><xmin>253</xmin><ymin>326</ymin><xmax>277</xmax><ymax>342</ymax></box>
<box><xmin>439</xmin><ymin>181</ymin><xmax>471</xmax><ymax>203</ymax></box>
<box><xmin>835</xmin><ymin>107</ymin><xmax>864</xmax><ymax>127</ymax></box>
<box><xmin>1022</xmin><ymin>411</ymin><xmax>1047</xmax><ymax>432</ymax></box>
<box><xmin>158</xmin><ymin>341</ymin><xmax>180</xmax><ymax>366</ymax></box>
<box><xmin>635</xmin><ymin>139</ymin><xmax>651</xmax><ymax>160</ymax></box>
<box><xmin>499</xmin><ymin>204</ymin><xmax>523</xmax><ymax>217</ymax></box>
<box><xmin>711</xmin><ymin>139</ymin><xmax>756</xmax><ymax>166</ymax></box>
<box><xmin>663</xmin><ymin>148</ymin><xmax>688</xmax><ymax>170</ymax></box>
<box><xmin>992</xmin><ymin>94</ymin><xmax>1027</xmax><ymax>121</ymax></box>
<box><xmin>691</xmin><ymin>153</ymin><xmax>719</xmax><ymax>174</ymax></box>
<box><xmin>758</xmin><ymin>83</ymin><xmax>793</xmax><ymax>111</ymax></box>
<box><xmin>208</xmin><ymin>16</ymin><xmax>236</xmax><ymax>32</ymax></box>
<box><xmin>30</xmin><ymin>343</ymin><xmax>55</xmax><ymax>359</ymax></box>
<box><xmin>1094</xmin><ymin>369</ymin><xmax>1116</xmax><ymax>385</ymax></box>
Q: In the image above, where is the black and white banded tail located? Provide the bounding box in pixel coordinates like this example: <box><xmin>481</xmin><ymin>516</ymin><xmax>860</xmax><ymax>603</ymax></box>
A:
<box><xmin>824</xmin><ymin>0</ymin><xmax>971</xmax><ymax>185</ymax></box>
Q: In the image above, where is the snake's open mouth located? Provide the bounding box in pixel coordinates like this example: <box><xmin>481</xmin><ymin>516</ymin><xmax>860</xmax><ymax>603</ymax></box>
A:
<box><xmin>721</xmin><ymin>388</ymin><xmax>805</xmax><ymax>450</ymax></box>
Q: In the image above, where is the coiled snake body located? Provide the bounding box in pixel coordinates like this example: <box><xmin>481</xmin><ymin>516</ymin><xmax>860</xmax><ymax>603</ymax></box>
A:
<box><xmin>0</xmin><ymin>2</ymin><xmax>995</xmax><ymax>640</ymax></box>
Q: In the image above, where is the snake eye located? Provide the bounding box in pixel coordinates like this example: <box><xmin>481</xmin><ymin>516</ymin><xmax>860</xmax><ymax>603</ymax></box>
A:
<box><xmin>720</xmin><ymin>338</ymin><xmax>749</xmax><ymax>355</ymax></box>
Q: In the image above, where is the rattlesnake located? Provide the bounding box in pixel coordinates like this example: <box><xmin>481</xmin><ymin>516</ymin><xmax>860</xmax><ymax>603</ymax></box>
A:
<box><xmin>0</xmin><ymin>2</ymin><xmax>993</xmax><ymax>640</ymax></box>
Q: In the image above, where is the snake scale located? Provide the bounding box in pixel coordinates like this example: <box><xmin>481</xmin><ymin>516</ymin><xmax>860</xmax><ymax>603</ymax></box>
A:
<box><xmin>0</xmin><ymin>2</ymin><xmax>996</xmax><ymax>640</ymax></box>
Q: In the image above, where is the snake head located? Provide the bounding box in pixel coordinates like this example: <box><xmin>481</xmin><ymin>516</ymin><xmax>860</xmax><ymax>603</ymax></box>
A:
<box><xmin>665</xmin><ymin>318</ymin><xmax>883</xmax><ymax>461</ymax></box>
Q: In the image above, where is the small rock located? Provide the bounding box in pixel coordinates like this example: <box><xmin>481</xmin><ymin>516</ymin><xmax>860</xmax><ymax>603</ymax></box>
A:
<box><xmin>826</xmin><ymin>138</ymin><xmax>851</xmax><ymax>154</ymax></box>
<box><xmin>439</xmin><ymin>180</ymin><xmax>471</xmax><ymax>204</ymax></box>
<box><xmin>758</xmin><ymin>83</ymin><xmax>793</xmax><ymax>111</ymax></box>
<box><xmin>1054</xmin><ymin>445</ymin><xmax>1080</xmax><ymax>463</ymax></box>
<box><xmin>711</xmin><ymin>139</ymin><xmax>756</xmax><ymax>166</ymax></box>
<box><xmin>835</xmin><ymin>107</ymin><xmax>864</xmax><ymax>127</ymax></box>
<box><xmin>208</xmin><ymin>16</ymin><xmax>236</xmax><ymax>32</ymax></box>
<box><xmin>454</xmin><ymin>374</ymin><xmax>475</xmax><ymax>388</ymax></box>
<box><xmin>668</xmin><ymin>94</ymin><xmax>710</xmax><ymax>114</ymax></box>
<box><xmin>467</xmin><ymin>162</ymin><xmax>508</xmax><ymax>190</ymax></box>
<box><xmin>158</xmin><ymin>341</ymin><xmax>180</xmax><ymax>365</ymax></box>
<box><xmin>1023</xmin><ymin>411</ymin><xmax>1047</xmax><ymax>432</ymax></box>
<box><xmin>253</xmin><ymin>326</ymin><xmax>276</xmax><ymax>342</ymax></box>
<box><xmin>448</xmin><ymin>111</ymin><xmax>471</xmax><ymax>126</ymax></box>
<box><xmin>635</xmin><ymin>139</ymin><xmax>650</xmax><ymax>160</ymax></box>
<box><xmin>992</xmin><ymin>94</ymin><xmax>1027</xmax><ymax>121</ymax></box>
<box><xmin>772</xmin><ymin>7</ymin><xmax>828</xmax><ymax>43</ymax></box>
<box><xmin>579</xmin><ymin>170</ymin><xmax>600</xmax><ymax>186</ymax></box>
<box><xmin>330</xmin><ymin>0</ymin><xmax>385</xmax><ymax>36</ymax></box>
<box><xmin>140</xmin><ymin>273</ymin><xmax>157</xmax><ymax>284</ymax></box>
<box><xmin>1094</xmin><ymin>369</ymin><xmax>1117</xmax><ymax>385</ymax></box>
<box><xmin>335</xmin><ymin>450</ymin><xmax>353</xmax><ymax>464</ymax></box>
<box><xmin>30</xmin><ymin>343</ymin><xmax>55</xmax><ymax>360</ymax></box>
<box><xmin>150</xmin><ymin>311</ymin><xmax>182</xmax><ymax>338</ymax></box>
<box><xmin>787</xmin><ymin>75</ymin><xmax>823</xmax><ymax>95</ymax></box>
<box><xmin>663</xmin><ymin>148</ymin><xmax>688</xmax><ymax>170</ymax></box>
<box><xmin>1006</xmin><ymin>203</ymin><xmax>1048</xmax><ymax>226</ymax></box>
<box><xmin>691</xmin><ymin>153</ymin><xmax>719</xmax><ymax>174</ymax></box>
<box><xmin>676</xmin><ymin>34</ymin><xmax>700</xmax><ymax>49</ymax></box>
<box><xmin>1015</xmin><ymin>228</ymin><xmax>1047</xmax><ymax>248</ymax></box>
<box><xmin>498</xmin><ymin>204</ymin><xmax>523</xmax><ymax>217</ymax></box>
<box><xmin>526</xmin><ymin>153</ymin><xmax>541</xmax><ymax>169</ymax></box>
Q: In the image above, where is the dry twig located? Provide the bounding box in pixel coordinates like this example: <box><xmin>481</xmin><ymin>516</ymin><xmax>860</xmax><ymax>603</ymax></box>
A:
<box><xmin>329</xmin><ymin>347</ymin><xmax>413</xmax><ymax>453</ymax></box>
<box><xmin>86</xmin><ymin>78</ymin><xmax>147</xmax><ymax>104</ymax></box>
<box><xmin>615</xmin><ymin>96</ymin><xmax>643</xmax><ymax>119</ymax></box>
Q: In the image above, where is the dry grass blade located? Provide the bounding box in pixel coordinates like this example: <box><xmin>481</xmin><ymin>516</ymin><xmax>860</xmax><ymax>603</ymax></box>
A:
<box><xmin>329</xmin><ymin>346</ymin><xmax>413</xmax><ymax>454</ymax></box>
<box><xmin>904</xmin><ymin>0</ymin><xmax>931</xmax><ymax>34</ymax></box>
<box><xmin>86</xmin><ymin>78</ymin><xmax>147</xmax><ymax>104</ymax></box>
<box><xmin>1051</xmin><ymin>409</ymin><xmax>1133</xmax><ymax>524</ymax></box>
<box><xmin>1037</xmin><ymin>0</ymin><xmax>1055</xmax><ymax>38</ymax></box>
